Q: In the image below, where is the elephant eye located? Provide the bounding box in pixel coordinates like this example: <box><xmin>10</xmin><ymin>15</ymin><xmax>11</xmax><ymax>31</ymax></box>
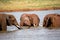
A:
<box><xmin>9</xmin><ymin>16</ymin><xmax>11</xmax><ymax>18</ymax></box>
<box><xmin>12</xmin><ymin>20</ymin><xmax>14</xmax><ymax>22</ymax></box>
<box><xmin>12</xmin><ymin>19</ymin><xmax>15</xmax><ymax>21</ymax></box>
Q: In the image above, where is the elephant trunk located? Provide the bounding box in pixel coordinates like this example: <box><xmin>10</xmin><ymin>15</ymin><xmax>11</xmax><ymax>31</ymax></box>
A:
<box><xmin>46</xmin><ymin>17</ymin><xmax>52</xmax><ymax>27</ymax></box>
<box><xmin>15</xmin><ymin>25</ymin><xmax>21</xmax><ymax>29</ymax></box>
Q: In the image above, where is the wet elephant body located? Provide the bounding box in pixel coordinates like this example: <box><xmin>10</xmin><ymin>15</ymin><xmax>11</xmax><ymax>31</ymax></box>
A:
<box><xmin>20</xmin><ymin>14</ymin><xmax>40</xmax><ymax>28</ymax></box>
<box><xmin>0</xmin><ymin>14</ymin><xmax>20</xmax><ymax>31</ymax></box>
<box><xmin>43</xmin><ymin>14</ymin><xmax>60</xmax><ymax>29</ymax></box>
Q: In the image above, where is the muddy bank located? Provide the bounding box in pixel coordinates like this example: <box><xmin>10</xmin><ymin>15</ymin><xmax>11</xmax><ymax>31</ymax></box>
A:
<box><xmin>0</xmin><ymin>7</ymin><xmax>60</xmax><ymax>12</ymax></box>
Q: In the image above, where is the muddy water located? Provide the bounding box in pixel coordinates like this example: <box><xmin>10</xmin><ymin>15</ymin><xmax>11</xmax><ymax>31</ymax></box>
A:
<box><xmin>0</xmin><ymin>27</ymin><xmax>60</xmax><ymax>40</ymax></box>
<box><xmin>0</xmin><ymin>10</ymin><xmax>60</xmax><ymax>40</ymax></box>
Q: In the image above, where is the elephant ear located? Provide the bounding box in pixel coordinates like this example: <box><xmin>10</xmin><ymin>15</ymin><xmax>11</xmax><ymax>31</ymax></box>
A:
<box><xmin>6</xmin><ymin>16</ymin><xmax>12</xmax><ymax>26</ymax></box>
<box><xmin>46</xmin><ymin>17</ymin><xmax>52</xmax><ymax>27</ymax></box>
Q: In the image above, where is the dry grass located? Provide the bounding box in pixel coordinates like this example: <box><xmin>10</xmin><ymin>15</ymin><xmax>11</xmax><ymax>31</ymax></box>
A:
<box><xmin>0</xmin><ymin>0</ymin><xmax>60</xmax><ymax>11</ymax></box>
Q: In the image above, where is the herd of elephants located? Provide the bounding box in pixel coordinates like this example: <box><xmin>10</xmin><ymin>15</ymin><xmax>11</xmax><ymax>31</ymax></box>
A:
<box><xmin>0</xmin><ymin>13</ymin><xmax>60</xmax><ymax>31</ymax></box>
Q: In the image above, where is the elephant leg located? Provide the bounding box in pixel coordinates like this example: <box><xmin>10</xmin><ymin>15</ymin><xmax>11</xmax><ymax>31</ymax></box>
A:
<box><xmin>1</xmin><ymin>23</ymin><xmax>7</xmax><ymax>31</ymax></box>
<box><xmin>1</xmin><ymin>19</ymin><xmax>7</xmax><ymax>31</ymax></box>
<box><xmin>2</xmin><ymin>25</ymin><xmax>7</xmax><ymax>31</ymax></box>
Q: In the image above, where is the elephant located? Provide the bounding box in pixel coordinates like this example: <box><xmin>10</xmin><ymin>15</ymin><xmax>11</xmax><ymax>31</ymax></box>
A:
<box><xmin>0</xmin><ymin>14</ymin><xmax>20</xmax><ymax>31</ymax></box>
<box><xmin>20</xmin><ymin>14</ymin><xmax>40</xmax><ymax>28</ymax></box>
<box><xmin>20</xmin><ymin>14</ymin><xmax>31</xmax><ymax>27</ymax></box>
<box><xmin>43</xmin><ymin>14</ymin><xmax>60</xmax><ymax>29</ymax></box>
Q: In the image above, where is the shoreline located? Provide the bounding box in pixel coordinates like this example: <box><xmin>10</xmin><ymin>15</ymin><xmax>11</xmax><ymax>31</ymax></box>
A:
<box><xmin>0</xmin><ymin>7</ymin><xmax>60</xmax><ymax>12</ymax></box>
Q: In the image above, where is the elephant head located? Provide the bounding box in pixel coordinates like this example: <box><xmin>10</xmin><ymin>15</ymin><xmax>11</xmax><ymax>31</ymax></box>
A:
<box><xmin>6</xmin><ymin>14</ymin><xmax>20</xmax><ymax>29</ymax></box>
<box><xmin>20</xmin><ymin>14</ymin><xmax>31</xmax><ymax>27</ymax></box>
<box><xmin>27</xmin><ymin>14</ymin><xmax>40</xmax><ymax>27</ymax></box>
<box><xmin>31</xmin><ymin>14</ymin><xmax>40</xmax><ymax>27</ymax></box>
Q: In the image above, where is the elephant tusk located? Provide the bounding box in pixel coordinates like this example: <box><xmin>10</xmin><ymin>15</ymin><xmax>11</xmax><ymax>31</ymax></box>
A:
<box><xmin>16</xmin><ymin>25</ymin><xmax>19</xmax><ymax>27</ymax></box>
<box><xmin>34</xmin><ymin>24</ymin><xmax>36</xmax><ymax>27</ymax></box>
<box><xmin>16</xmin><ymin>25</ymin><xmax>21</xmax><ymax>29</ymax></box>
<box><xmin>33</xmin><ymin>24</ymin><xmax>38</xmax><ymax>28</ymax></box>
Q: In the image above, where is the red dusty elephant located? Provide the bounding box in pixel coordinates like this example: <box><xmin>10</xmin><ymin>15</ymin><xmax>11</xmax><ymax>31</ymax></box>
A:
<box><xmin>43</xmin><ymin>14</ymin><xmax>60</xmax><ymax>29</ymax></box>
<box><xmin>20</xmin><ymin>14</ymin><xmax>40</xmax><ymax>28</ymax></box>
<box><xmin>0</xmin><ymin>14</ymin><xmax>20</xmax><ymax>31</ymax></box>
